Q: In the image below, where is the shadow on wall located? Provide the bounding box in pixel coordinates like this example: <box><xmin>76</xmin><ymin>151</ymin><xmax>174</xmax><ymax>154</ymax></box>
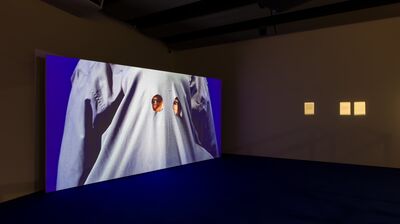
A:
<box><xmin>231</xmin><ymin>126</ymin><xmax>392</xmax><ymax>167</ymax></box>
<box><xmin>35</xmin><ymin>56</ymin><xmax>46</xmax><ymax>191</ymax></box>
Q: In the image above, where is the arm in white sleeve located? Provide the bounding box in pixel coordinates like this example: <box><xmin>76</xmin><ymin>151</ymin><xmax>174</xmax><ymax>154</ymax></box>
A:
<box><xmin>56</xmin><ymin>60</ymin><xmax>125</xmax><ymax>190</ymax></box>
<box><xmin>56</xmin><ymin>61</ymin><xmax>100</xmax><ymax>190</ymax></box>
<box><xmin>190</xmin><ymin>76</ymin><xmax>219</xmax><ymax>157</ymax></box>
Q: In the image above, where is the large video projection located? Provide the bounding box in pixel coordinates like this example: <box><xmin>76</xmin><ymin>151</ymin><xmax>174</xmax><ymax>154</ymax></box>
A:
<box><xmin>46</xmin><ymin>55</ymin><xmax>221</xmax><ymax>192</ymax></box>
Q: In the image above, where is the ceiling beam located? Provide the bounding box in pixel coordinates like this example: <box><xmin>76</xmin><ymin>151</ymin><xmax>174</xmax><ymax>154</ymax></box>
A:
<box><xmin>125</xmin><ymin>0</ymin><xmax>259</xmax><ymax>29</ymax></box>
<box><xmin>162</xmin><ymin>0</ymin><xmax>400</xmax><ymax>45</ymax></box>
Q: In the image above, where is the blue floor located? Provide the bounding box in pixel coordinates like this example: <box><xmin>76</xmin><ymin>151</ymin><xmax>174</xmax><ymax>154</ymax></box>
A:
<box><xmin>2</xmin><ymin>154</ymin><xmax>400</xmax><ymax>223</ymax></box>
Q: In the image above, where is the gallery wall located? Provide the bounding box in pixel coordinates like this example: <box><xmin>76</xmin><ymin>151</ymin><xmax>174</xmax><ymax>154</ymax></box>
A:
<box><xmin>0</xmin><ymin>1</ymin><xmax>173</xmax><ymax>202</ymax></box>
<box><xmin>175</xmin><ymin>16</ymin><xmax>400</xmax><ymax>169</ymax></box>
<box><xmin>2</xmin><ymin>1</ymin><xmax>400</xmax><ymax>203</ymax></box>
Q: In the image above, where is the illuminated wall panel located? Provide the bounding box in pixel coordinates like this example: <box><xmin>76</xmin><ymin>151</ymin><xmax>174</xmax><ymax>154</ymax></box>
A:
<box><xmin>304</xmin><ymin>102</ymin><xmax>315</xmax><ymax>115</ymax></box>
<box><xmin>354</xmin><ymin>101</ymin><xmax>366</xmax><ymax>116</ymax></box>
<box><xmin>340</xmin><ymin>102</ymin><xmax>351</xmax><ymax>116</ymax></box>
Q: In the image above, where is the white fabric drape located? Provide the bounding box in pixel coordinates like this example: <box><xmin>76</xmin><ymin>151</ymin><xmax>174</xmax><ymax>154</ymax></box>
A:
<box><xmin>56</xmin><ymin>60</ymin><xmax>219</xmax><ymax>190</ymax></box>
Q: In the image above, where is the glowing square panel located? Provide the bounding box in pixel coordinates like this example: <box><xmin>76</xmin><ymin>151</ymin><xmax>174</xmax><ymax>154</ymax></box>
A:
<box><xmin>304</xmin><ymin>102</ymin><xmax>315</xmax><ymax>115</ymax></box>
<box><xmin>340</xmin><ymin>102</ymin><xmax>351</xmax><ymax>115</ymax></box>
<box><xmin>354</xmin><ymin>101</ymin><xmax>366</xmax><ymax>116</ymax></box>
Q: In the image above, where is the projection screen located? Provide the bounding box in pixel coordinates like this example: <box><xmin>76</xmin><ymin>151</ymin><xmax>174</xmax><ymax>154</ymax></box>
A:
<box><xmin>45</xmin><ymin>55</ymin><xmax>221</xmax><ymax>192</ymax></box>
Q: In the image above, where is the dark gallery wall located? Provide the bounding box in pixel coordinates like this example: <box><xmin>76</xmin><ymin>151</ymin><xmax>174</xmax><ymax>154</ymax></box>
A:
<box><xmin>1</xmin><ymin>1</ymin><xmax>400</xmax><ymax>203</ymax></box>
<box><xmin>0</xmin><ymin>1</ymin><xmax>173</xmax><ymax>202</ymax></box>
<box><xmin>175</xmin><ymin>17</ymin><xmax>400</xmax><ymax>169</ymax></box>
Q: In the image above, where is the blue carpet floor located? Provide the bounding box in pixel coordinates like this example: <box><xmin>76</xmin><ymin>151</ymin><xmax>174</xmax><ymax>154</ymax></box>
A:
<box><xmin>2</xmin><ymin>154</ymin><xmax>400</xmax><ymax>223</ymax></box>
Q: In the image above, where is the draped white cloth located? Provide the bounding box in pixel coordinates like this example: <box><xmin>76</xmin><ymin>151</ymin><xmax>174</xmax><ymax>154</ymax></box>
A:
<box><xmin>56</xmin><ymin>60</ymin><xmax>219</xmax><ymax>190</ymax></box>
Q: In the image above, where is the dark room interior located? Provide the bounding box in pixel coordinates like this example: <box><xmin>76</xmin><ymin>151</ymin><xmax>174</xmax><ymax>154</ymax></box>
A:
<box><xmin>1</xmin><ymin>0</ymin><xmax>400</xmax><ymax>223</ymax></box>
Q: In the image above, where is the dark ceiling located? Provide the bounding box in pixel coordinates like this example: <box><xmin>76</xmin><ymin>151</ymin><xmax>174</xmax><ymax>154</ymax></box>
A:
<box><xmin>48</xmin><ymin>0</ymin><xmax>400</xmax><ymax>50</ymax></box>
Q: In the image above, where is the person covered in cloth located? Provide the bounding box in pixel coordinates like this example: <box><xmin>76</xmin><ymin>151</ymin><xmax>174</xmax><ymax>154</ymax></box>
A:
<box><xmin>56</xmin><ymin>59</ymin><xmax>220</xmax><ymax>190</ymax></box>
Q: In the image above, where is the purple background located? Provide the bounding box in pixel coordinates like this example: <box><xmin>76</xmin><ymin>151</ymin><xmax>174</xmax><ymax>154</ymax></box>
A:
<box><xmin>46</xmin><ymin>55</ymin><xmax>79</xmax><ymax>192</ymax></box>
<box><xmin>45</xmin><ymin>55</ymin><xmax>222</xmax><ymax>192</ymax></box>
<box><xmin>207</xmin><ymin>77</ymin><xmax>222</xmax><ymax>152</ymax></box>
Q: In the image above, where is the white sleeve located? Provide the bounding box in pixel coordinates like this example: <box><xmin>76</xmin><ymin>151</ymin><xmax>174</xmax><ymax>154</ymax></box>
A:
<box><xmin>56</xmin><ymin>61</ymin><xmax>97</xmax><ymax>190</ymax></box>
<box><xmin>190</xmin><ymin>76</ymin><xmax>219</xmax><ymax>157</ymax></box>
<box><xmin>56</xmin><ymin>60</ymin><xmax>125</xmax><ymax>190</ymax></box>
